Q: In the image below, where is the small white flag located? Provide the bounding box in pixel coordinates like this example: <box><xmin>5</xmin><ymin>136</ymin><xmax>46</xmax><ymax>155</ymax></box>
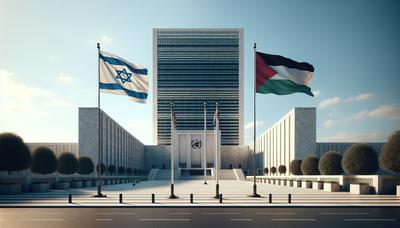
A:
<box><xmin>99</xmin><ymin>50</ymin><xmax>148</xmax><ymax>103</ymax></box>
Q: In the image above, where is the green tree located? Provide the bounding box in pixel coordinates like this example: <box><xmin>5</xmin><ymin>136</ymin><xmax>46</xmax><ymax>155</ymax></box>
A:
<box><xmin>57</xmin><ymin>152</ymin><xmax>78</xmax><ymax>175</ymax></box>
<box><xmin>30</xmin><ymin>147</ymin><xmax>57</xmax><ymax>175</ymax></box>
<box><xmin>379</xmin><ymin>130</ymin><xmax>400</xmax><ymax>173</ymax></box>
<box><xmin>0</xmin><ymin>133</ymin><xmax>31</xmax><ymax>174</ymax></box>
<box><xmin>318</xmin><ymin>151</ymin><xmax>343</xmax><ymax>175</ymax></box>
<box><xmin>77</xmin><ymin>156</ymin><xmax>94</xmax><ymax>175</ymax></box>
<box><xmin>342</xmin><ymin>143</ymin><xmax>378</xmax><ymax>175</ymax></box>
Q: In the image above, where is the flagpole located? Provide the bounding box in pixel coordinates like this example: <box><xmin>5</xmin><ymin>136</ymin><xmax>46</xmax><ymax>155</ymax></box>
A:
<box><xmin>251</xmin><ymin>42</ymin><xmax>260</xmax><ymax>197</ymax></box>
<box><xmin>214</xmin><ymin>102</ymin><xmax>219</xmax><ymax>199</ymax></box>
<box><xmin>169</xmin><ymin>101</ymin><xmax>178</xmax><ymax>199</ymax></box>
<box><xmin>95</xmin><ymin>43</ymin><xmax>106</xmax><ymax>197</ymax></box>
<box><xmin>203</xmin><ymin>101</ymin><xmax>208</xmax><ymax>185</ymax></box>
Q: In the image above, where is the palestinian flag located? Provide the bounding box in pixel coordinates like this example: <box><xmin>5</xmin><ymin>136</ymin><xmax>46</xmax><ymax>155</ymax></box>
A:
<box><xmin>256</xmin><ymin>51</ymin><xmax>314</xmax><ymax>96</ymax></box>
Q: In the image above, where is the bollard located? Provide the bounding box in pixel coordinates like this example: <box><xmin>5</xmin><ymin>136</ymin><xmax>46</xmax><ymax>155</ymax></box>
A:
<box><xmin>119</xmin><ymin>193</ymin><xmax>123</xmax><ymax>203</ymax></box>
<box><xmin>269</xmin><ymin>193</ymin><xmax>272</xmax><ymax>203</ymax></box>
<box><xmin>190</xmin><ymin>193</ymin><xmax>193</xmax><ymax>204</ymax></box>
<box><xmin>219</xmin><ymin>194</ymin><xmax>223</xmax><ymax>203</ymax></box>
<box><xmin>152</xmin><ymin>193</ymin><xmax>155</xmax><ymax>203</ymax></box>
<box><xmin>68</xmin><ymin>194</ymin><xmax>72</xmax><ymax>204</ymax></box>
<box><xmin>288</xmin><ymin>193</ymin><xmax>291</xmax><ymax>204</ymax></box>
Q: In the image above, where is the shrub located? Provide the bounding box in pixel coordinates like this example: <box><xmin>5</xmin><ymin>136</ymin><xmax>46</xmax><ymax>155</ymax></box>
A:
<box><xmin>126</xmin><ymin>168</ymin><xmax>133</xmax><ymax>175</ymax></box>
<box><xmin>118</xmin><ymin>166</ymin><xmax>125</xmax><ymax>175</ymax></box>
<box><xmin>379</xmin><ymin>130</ymin><xmax>400</xmax><ymax>173</ymax></box>
<box><xmin>318</xmin><ymin>151</ymin><xmax>343</xmax><ymax>175</ymax></box>
<box><xmin>77</xmin><ymin>156</ymin><xmax>94</xmax><ymax>175</ymax></box>
<box><xmin>30</xmin><ymin>147</ymin><xmax>57</xmax><ymax>175</ymax></box>
<box><xmin>0</xmin><ymin>133</ymin><xmax>31</xmax><ymax>173</ymax></box>
<box><xmin>96</xmin><ymin>163</ymin><xmax>105</xmax><ymax>175</ymax></box>
<box><xmin>263</xmin><ymin>167</ymin><xmax>269</xmax><ymax>174</ymax></box>
<box><xmin>270</xmin><ymin>167</ymin><xmax>276</xmax><ymax>174</ymax></box>
<box><xmin>108</xmin><ymin>165</ymin><xmax>116</xmax><ymax>175</ymax></box>
<box><xmin>278</xmin><ymin>165</ymin><xmax>287</xmax><ymax>175</ymax></box>
<box><xmin>301</xmin><ymin>155</ymin><xmax>320</xmax><ymax>175</ymax></box>
<box><xmin>289</xmin><ymin>159</ymin><xmax>302</xmax><ymax>175</ymax></box>
<box><xmin>342</xmin><ymin>143</ymin><xmax>379</xmax><ymax>175</ymax></box>
<box><xmin>57</xmin><ymin>152</ymin><xmax>78</xmax><ymax>175</ymax></box>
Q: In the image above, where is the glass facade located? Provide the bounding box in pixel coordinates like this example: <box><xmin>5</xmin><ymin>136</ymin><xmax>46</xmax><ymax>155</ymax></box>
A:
<box><xmin>154</xmin><ymin>29</ymin><xmax>243</xmax><ymax>145</ymax></box>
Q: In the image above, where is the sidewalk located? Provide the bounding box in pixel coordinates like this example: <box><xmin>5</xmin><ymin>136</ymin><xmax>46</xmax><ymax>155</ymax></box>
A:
<box><xmin>1</xmin><ymin>180</ymin><xmax>399</xmax><ymax>207</ymax></box>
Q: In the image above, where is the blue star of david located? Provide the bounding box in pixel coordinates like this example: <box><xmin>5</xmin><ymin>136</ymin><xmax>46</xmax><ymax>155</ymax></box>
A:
<box><xmin>115</xmin><ymin>68</ymin><xmax>132</xmax><ymax>84</ymax></box>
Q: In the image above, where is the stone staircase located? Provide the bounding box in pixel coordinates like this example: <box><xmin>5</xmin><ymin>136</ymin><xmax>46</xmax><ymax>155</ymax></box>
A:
<box><xmin>148</xmin><ymin>168</ymin><xmax>245</xmax><ymax>181</ymax></box>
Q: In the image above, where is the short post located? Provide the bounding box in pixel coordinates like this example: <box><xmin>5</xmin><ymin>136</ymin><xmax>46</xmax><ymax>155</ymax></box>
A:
<box><xmin>269</xmin><ymin>193</ymin><xmax>272</xmax><ymax>203</ymax></box>
<box><xmin>68</xmin><ymin>194</ymin><xmax>72</xmax><ymax>204</ymax></box>
<box><xmin>190</xmin><ymin>193</ymin><xmax>193</xmax><ymax>204</ymax></box>
<box><xmin>152</xmin><ymin>193</ymin><xmax>155</xmax><ymax>203</ymax></box>
<box><xmin>119</xmin><ymin>193</ymin><xmax>123</xmax><ymax>203</ymax></box>
<box><xmin>219</xmin><ymin>194</ymin><xmax>223</xmax><ymax>203</ymax></box>
<box><xmin>288</xmin><ymin>193</ymin><xmax>291</xmax><ymax>204</ymax></box>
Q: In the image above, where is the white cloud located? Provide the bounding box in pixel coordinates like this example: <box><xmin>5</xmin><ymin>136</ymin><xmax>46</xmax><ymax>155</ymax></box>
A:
<box><xmin>100</xmin><ymin>35</ymin><xmax>113</xmax><ymax>44</ymax></box>
<box><xmin>323</xmin><ymin>110</ymin><xmax>367</xmax><ymax>128</ymax></box>
<box><xmin>319</xmin><ymin>131</ymin><xmax>387</xmax><ymax>142</ymax></box>
<box><xmin>312</xmin><ymin>89</ymin><xmax>321</xmax><ymax>97</ymax></box>
<box><xmin>318</xmin><ymin>93</ymin><xmax>375</xmax><ymax>109</ymax></box>
<box><xmin>0</xmin><ymin>69</ymin><xmax>75</xmax><ymax>119</ymax></box>
<box><xmin>345</xmin><ymin>93</ymin><xmax>375</xmax><ymax>103</ymax></box>
<box><xmin>318</xmin><ymin>97</ymin><xmax>342</xmax><ymax>108</ymax></box>
<box><xmin>367</xmin><ymin>104</ymin><xmax>400</xmax><ymax>119</ymax></box>
<box><xmin>57</xmin><ymin>73</ymin><xmax>74</xmax><ymax>84</ymax></box>
<box><xmin>323</xmin><ymin>104</ymin><xmax>400</xmax><ymax>128</ymax></box>
<box><xmin>244</xmin><ymin>121</ymin><xmax>265</xmax><ymax>130</ymax></box>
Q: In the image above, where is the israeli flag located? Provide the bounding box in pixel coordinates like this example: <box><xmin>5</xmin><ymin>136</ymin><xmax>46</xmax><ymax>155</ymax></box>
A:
<box><xmin>99</xmin><ymin>50</ymin><xmax>148</xmax><ymax>103</ymax></box>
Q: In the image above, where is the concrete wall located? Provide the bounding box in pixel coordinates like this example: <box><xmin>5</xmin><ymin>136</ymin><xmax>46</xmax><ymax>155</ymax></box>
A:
<box><xmin>26</xmin><ymin>143</ymin><xmax>78</xmax><ymax>157</ymax></box>
<box><xmin>79</xmin><ymin>108</ymin><xmax>145</xmax><ymax>173</ymax></box>
<box><xmin>221</xmin><ymin>145</ymin><xmax>251</xmax><ymax>170</ymax></box>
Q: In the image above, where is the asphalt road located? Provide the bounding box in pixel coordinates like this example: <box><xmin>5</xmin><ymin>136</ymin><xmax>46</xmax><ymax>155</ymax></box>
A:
<box><xmin>0</xmin><ymin>206</ymin><xmax>399</xmax><ymax>228</ymax></box>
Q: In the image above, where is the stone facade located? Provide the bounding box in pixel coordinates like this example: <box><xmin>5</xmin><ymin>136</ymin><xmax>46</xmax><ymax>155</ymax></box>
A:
<box><xmin>79</xmin><ymin>108</ymin><xmax>145</xmax><ymax>173</ymax></box>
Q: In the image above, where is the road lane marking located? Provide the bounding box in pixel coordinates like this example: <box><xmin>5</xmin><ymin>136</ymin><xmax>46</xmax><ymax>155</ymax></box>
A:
<box><xmin>139</xmin><ymin>218</ymin><xmax>191</xmax><ymax>222</ymax></box>
<box><xmin>230</xmin><ymin>218</ymin><xmax>253</xmax><ymax>222</ymax></box>
<box><xmin>256</xmin><ymin>212</ymin><xmax>296</xmax><ymax>215</ymax></box>
<box><xmin>320</xmin><ymin>212</ymin><xmax>369</xmax><ymax>215</ymax></box>
<box><xmin>95</xmin><ymin>218</ymin><xmax>113</xmax><ymax>221</ymax></box>
<box><xmin>94</xmin><ymin>212</ymin><xmax>136</xmax><ymax>215</ymax></box>
<box><xmin>21</xmin><ymin>218</ymin><xmax>64</xmax><ymax>221</ymax></box>
<box><xmin>202</xmin><ymin>212</ymin><xmax>242</xmax><ymax>215</ymax></box>
<box><xmin>168</xmin><ymin>212</ymin><xmax>193</xmax><ymax>215</ymax></box>
<box><xmin>344</xmin><ymin>218</ymin><xmax>396</xmax><ymax>222</ymax></box>
<box><xmin>271</xmin><ymin>219</ymin><xmax>316</xmax><ymax>222</ymax></box>
<box><xmin>39</xmin><ymin>212</ymin><xmax>64</xmax><ymax>215</ymax></box>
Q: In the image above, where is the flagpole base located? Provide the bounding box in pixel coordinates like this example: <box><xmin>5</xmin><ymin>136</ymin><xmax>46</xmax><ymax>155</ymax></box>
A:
<box><xmin>92</xmin><ymin>186</ymin><xmax>107</xmax><ymax>197</ymax></box>
<box><xmin>169</xmin><ymin>184</ymin><xmax>179</xmax><ymax>199</ymax></box>
<box><xmin>213</xmin><ymin>183</ymin><xmax>220</xmax><ymax>199</ymax></box>
<box><xmin>248</xmin><ymin>184</ymin><xmax>260</xmax><ymax>197</ymax></box>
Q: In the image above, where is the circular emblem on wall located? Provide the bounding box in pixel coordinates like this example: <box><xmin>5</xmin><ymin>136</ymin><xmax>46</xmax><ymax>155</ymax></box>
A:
<box><xmin>191</xmin><ymin>139</ymin><xmax>202</xmax><ymax>149</ymax></box>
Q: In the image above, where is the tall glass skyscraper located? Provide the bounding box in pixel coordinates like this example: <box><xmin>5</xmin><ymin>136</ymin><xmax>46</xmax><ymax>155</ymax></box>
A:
<box><xmin>153</xmin><ymin>29</ymin><xmax>244</xmax><ymax>146</ymax></box>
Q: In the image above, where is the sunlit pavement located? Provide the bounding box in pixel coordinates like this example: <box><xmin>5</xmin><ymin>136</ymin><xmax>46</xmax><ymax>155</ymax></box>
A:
<box><xmin>0</xmin><ymin>180</ymin><xmax>399</xmax><ymax>207</ymax></box>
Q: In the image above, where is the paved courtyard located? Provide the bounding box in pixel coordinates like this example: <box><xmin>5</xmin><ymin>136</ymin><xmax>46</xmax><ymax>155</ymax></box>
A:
<box><xmin>0</xmin><ymin>180</ymin><xmax>399</xmax><ymax>206</ymax></box>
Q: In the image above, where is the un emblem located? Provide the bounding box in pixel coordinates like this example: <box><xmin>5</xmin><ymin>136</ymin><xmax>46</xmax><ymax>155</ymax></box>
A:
<box><xmin>191</xmin><ymin>139</ymin><xmax>202</xmax><ymax>149</ymax></box>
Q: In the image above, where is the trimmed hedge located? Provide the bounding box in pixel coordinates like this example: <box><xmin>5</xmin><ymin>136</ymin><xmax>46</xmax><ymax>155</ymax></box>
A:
<box><xmin>77</xmin><ymin>156</ymin><xmax>94</xmax><ymax>175</ymax></box>
<box><xmin>96</xmin><ymin>163</ymin><xmax>105</xmax><ymax>175</ymax></box>
<box><xmin>301</xmin><ymin>155</ymin><xmax>320</xmax><ymax>175</ymax></box>
<box><xmin>342</xmin><ymin>143</ymin><xmax>379</xmax><ymax>175</ymax></box>
<box><xmin>278</xmin><ymin>165</ymin><xmax>287</xmax><ymax>175</ymax></box>
<box><xmin>263</xmin><ymin>167</ymin><xmax>269</xmax><ymax>174</ymax></box>
<box><xmin>57</xmin><ymin>152</ymin><xmax>78</xmax><ymax>175</ymax></box>
<box><xmin>270</xmin><ymin>167</ymin><xmax>276</xmax><ymax>174</ymax></box>
<box><xmin>318</xmin><ymin>151</ymin><xmax>343</xmax><ymax>175</ymax></box>
<box><xmin>289</xmin><ymin>159</ymin><xmax>302</xmax><ymax>175</ymax></box>
<box><xmin>379</xmin><ymin>130</ymin><xmax>400</xmax><ymax>173</ymax></box>
<box><xmin>0</xmin><ymin>133</ymin><xmax>31</xmax><ymax>172</ymax></box>
<box><xmin>108</xmin><ymin>165</ymin><xmax>116</xmax><ymax>175</ymax></box>
<box><xmin>30</xmin><ymin>146</ymin><xmax>57</xmax><ymax>175</ymax></box>
<box><xmin>118</xmin><ymin>166</ymin><xmax>125</xmax><ymax>175</ymax></box>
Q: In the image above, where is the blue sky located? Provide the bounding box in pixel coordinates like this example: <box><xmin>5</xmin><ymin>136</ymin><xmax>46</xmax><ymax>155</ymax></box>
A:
<box><xmin>0</xmin><ymin>0</ymin><xmax>399</xmax><ymax>145</ymax></box>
